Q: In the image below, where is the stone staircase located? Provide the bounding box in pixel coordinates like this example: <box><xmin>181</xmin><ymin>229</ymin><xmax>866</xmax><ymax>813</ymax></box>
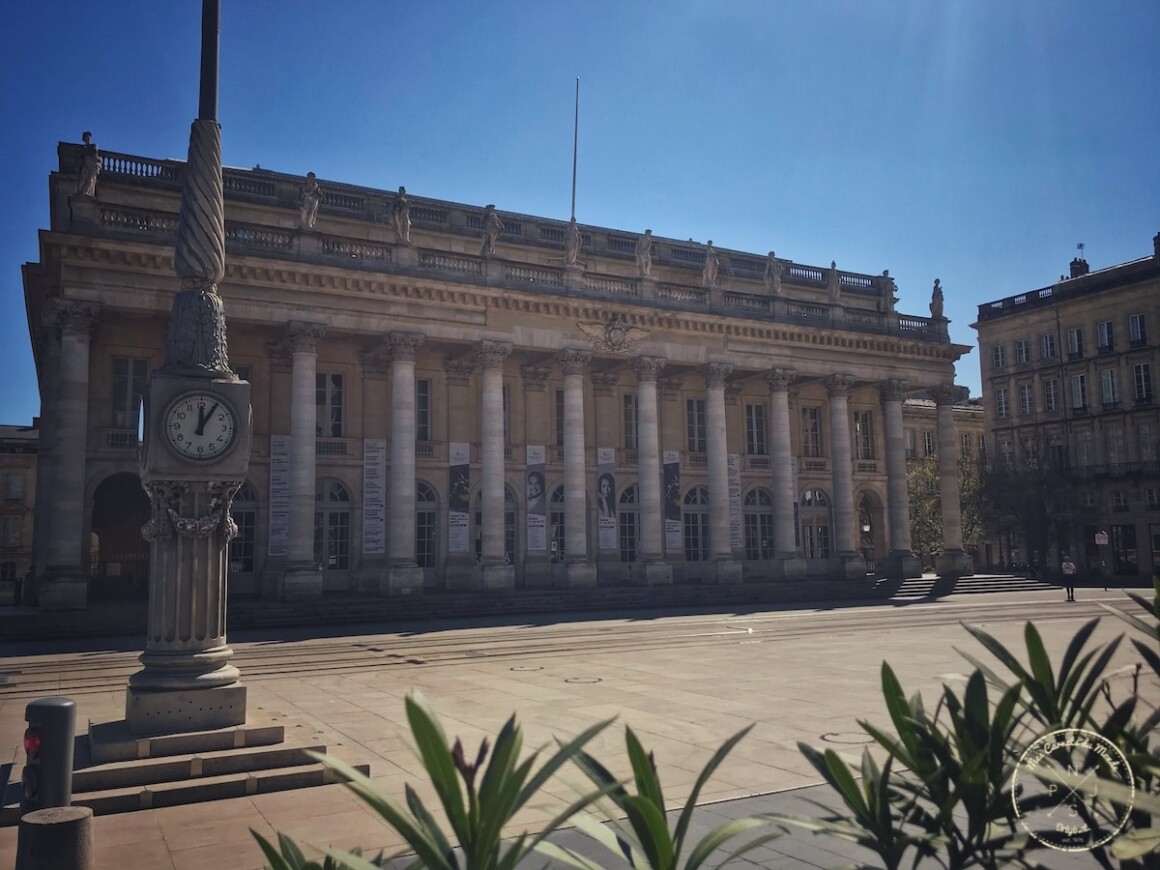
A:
<box><xmin>883</xmin><ymin>573</ymin><xmax>1060</xmax><ymax>600</ymax></box>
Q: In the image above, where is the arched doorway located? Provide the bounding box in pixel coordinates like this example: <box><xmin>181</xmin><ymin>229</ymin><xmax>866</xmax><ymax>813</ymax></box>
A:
<box><xmin>90</xmin><ymin>472</ymin><xmax>150</xmax><ymax>600</ymax></box>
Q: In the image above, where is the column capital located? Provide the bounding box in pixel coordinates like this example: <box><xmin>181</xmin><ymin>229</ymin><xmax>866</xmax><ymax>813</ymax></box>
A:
<box><xmin>633</xmin><ymin>356</ymin><xmax>666</xmax><ymax>383</ymax></box>
<box><xmin>559</xmin><ymin>348</ymin><xmax>591</xmax><ymax>375</ymax></box>
<box><xmin>386</xmin><ymin>331</ymin><xmax>425</xmax><ymax>362</ymax></box>
<box><xmin>444</xmin><ymin>358</ymin><xmax>475</xmax><ymax>386</ymax></box>
<box><xmin>53</xmin><ymin>299</ymin><xmax>101</xmax><ymax>338</ymax></box>
<box><xmin>931</xmin><ymin>383</ymin><xmax>960</xmax><ymax>406</ymax></box>
<box><xmin>827</xmin><ymin>373</ymin><xmax>857</xmax><ymax>396</ymax></box>
<box><xmin>478</xmin><ymin>340</ymin><xmax>512</xmax><ymax>370</ymax></box>
<box><xmin>701</xmin><ymin>362</ymin><xmax>733</xmax><ymax>390</ymax></box>
<box><xmin>288</xmin><ymin>321</ymin><xmax>326</xmax><ymax>354</ymax></box>
<box><xmin>521</xmin><ymin>364</ymin><xmax>552</xmax><ymax>391</ymax></box>
<box><xmin>765</xmin><ymin>367</ymin><xmax>797</xmax><ymax>393</ymax></box>
<box><xmin>880</xmin><ymin>378</ymin><xmax>907</xmax><ymax>403</ymax></box>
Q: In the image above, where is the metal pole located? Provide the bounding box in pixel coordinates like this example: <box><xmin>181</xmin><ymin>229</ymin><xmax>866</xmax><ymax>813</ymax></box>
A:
<box><xmin>570</xmin><ymin>77</ymin><xmax>579</xmax><ymax>221</ymax></box>
<box><xmin>199</xmin><ymin>0</ymin><xmax>220</xmax><ymax>122</ymax></box>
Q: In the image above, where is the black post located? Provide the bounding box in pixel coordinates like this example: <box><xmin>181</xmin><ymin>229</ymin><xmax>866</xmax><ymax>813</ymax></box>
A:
<box><xmin>21</xmin><ymin>697</ymin><xmax>76</xmax><ymax>812</ymax></box>
<box><xmin>198</xmin><ymin>0</ymin><xmax>220</xmax><ymax>122</ymax></box>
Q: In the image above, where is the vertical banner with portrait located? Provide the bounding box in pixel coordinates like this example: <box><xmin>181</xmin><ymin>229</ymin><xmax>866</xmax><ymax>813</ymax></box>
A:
<box><xmin>526</xmin><ymin>445</ymin><xmax>546</xmax><ymax>552</ymax></box>
<box><xmin>268</xmin><ymin>435</ymin><xmax>290</xmax><ymax>557</ymax></box>
<box><xmin>728</xmin><ymin>453</ymin><xmax>742</xmax><ymax>553</ymax></box>
<box><xmin>596</xmin><ymin>447</ymin><xmax>617</xmax><ymax>551</ymax></box>
<box><xmin>362</xmin><ymin>438</ymin><xmax>387</xmax><ymax>556</ymax></box>
<box><xmin>448</xmin><ymin>441</ymin><xmax>470</xmax><ymax>554</ymax></box>
<box><xmin>663</xmin><ymin>450</ymin><xmax>681</xmax><ymax>551</ymax></box>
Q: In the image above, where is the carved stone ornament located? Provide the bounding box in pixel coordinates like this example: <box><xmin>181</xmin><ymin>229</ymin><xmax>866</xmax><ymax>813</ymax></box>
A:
<box><xmin>701</xmin><ymin>363</ymin><xmax>733</xmax><ymax>390</ymax></box>
<box><xmin>633</xmin><ymin>356</ymin><xmax>665</xmax><ymax>383</ymax></box>
<box><xmin>880</xmin><ymin>378</ymin><xmax>907</xmax><ymax>403</ymax></box>
<box><xmin>827</xmin><ymin>373</ymin><xmax>857</xmax><ymax>395</ymax></box>
<box><xmin>521</xmin><ymin>365</ymin><xmax>552</xmax><ymax>391</ymax></box>
<box><xmin>591</xmin><ymin>373</ymin><xmax>619</xmax><ymax>397</ymax></box>
<box><xmin>142</xmin><ymin>480</ymin><xmax>241</xmax><ymax>544</ymax></box>
<box><xmin>725</xmin><ymin>383</ymin><xmax>743</xmax><ymax>406</ymax></box>
<box><xmin>577</xmin><ymin>314</ymin><xmax>649</xmax><ymax>354</ymax></box>
<box><xmin>288</xmin><ymin>321</ymin><xmax>326</xmax><ymax>354</ymax></box>
<box><xmin>386</xmin><ymin>331</ymin><xmax>425</xmax><ymax>362</ymax></box>
<box><xmin>477</xmin><ymin>340</ymin><xmax>512</xmax><ymax>370</ymax></box>
<box><xmin>930</xmin><ymin>383</ymin><xmax>960</xmax><ymax>406</ymax></box>
<box><xmin>659</xmin><ymin>377</ymin><xmax>683</xmax><ymax>400</ymax></box>
<box><xmin>444</xmin><ymin>358</ymin><xmax>475</xmax><ymax>386</ymax></box>
<box><xmin>360</xmin><ymin>350</ymin><xmax>391</xmax><ymax>377</ymax></box>
<box><xmin>163</xmin><ymin>285</ymin><xmax>231</xmax><ymax>375</ymax></box>
<box><xmin>53</xmin><ymin>300</ymin><xmax>101</xmax><ymax>339</ymax></box>
<box><xmin>560</xmin><ymin>348</ymin><xmax>591</xmax><ymax>376</ymax></box>
<box><xmin>765</xmin><ymin>368</ymin><xmax>796</xmax><ymax>393</ymax></box>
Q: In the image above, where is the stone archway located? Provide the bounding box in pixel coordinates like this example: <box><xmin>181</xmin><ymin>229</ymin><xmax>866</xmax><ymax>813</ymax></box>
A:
<box><xmin>857</xmin><ymin>490</ymin><xmax>885</xmax><ymax>576</ymax></box>
<box><xmin>90</xmin><ymin>472</ymin><xmax>150</xmax><ymax>600</ymax></box>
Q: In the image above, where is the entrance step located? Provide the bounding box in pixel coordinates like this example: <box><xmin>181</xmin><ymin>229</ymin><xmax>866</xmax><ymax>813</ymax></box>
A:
<box><xmin>888</xmin><ymin>573</ymin><xmax>1059</xmax><ymax>600</ymax></box>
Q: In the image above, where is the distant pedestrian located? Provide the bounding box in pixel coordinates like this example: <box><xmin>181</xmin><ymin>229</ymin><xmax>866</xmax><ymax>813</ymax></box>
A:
<box><xmin>1061</xmin><ymin>555</ymin><xmax>1077</xmax><ymax>601</ymax></box>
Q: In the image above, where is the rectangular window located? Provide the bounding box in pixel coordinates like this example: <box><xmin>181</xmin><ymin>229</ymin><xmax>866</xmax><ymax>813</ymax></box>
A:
<box><xmin>1136</xmin><ymin>364</ymin><xmax>1153</xmax><ymax>404</ymax></box>
<box><xmin>623</xmin><ymin>394</ymin><xmax>638</xmax><ymax>450</ymax></box>
<box><xmin>999</xmin><ymin>439</ymin><xmax>1013</xmax><ymax>467</ymax></box>
<box><xmin>686</xmin><ymin>399</ymin><xmax>707</xmax><ymax>453</ymax></box>
<box><xmin>1070</xmin><ymin>374</ymin><xmax>1087</xmax><ymax>410</ymax></box>
<box><xmin>960</xmin><ymin>433</ymin><xmax>971</xmax><ymax>458</ymax></box>
<box><xmin>1067</xmin><ymin>327</ymin><xmax>1084</xmax><ymax>359</ymax></box>
<box><xmin>904</xmin><ymin>428</ymin><xmax>916</xmax><ymax>459</ymax></box>
<box><xmin>1044</xmin><ymin>378</ymin><xmax>1060</xmax><ymax>412</ymax></box>
<box><xmin>991</xmin><ymin>345</ymin><xmax>1006</xmax><ymax>369</ymax></box>
<box><xmin>555</xmin><ymin>389</ymin><xmax>565</xmax><ymax>448</ymax></box>
<box><xmin>923</xmin><ymin>431</ymin><xmax>935</xmax><ymax>457</ymax></box>
<box><xmin>1147</xmin><ymin>488</ymin><xmax>1160</xmax><ymax>511</ymax></box>
<box><xmin>228</xmin><ymin>510</ymin><xmax>256</xmax><ymax>573</ymax></box>
<box><xmin>1130</xmin><ymin>313</ymin><xmax>1148</xmax><ymax>347</ymax></box>
<box><xmin>801</xmin><ymin>523</ymin><xmax>830</xmax><ymax>559</ymax></box>
<box><xmin>315</xmin><ymin>373</ymin><xmax>344</xmax><ymax>437</ymax></box>
<box><xmin>978</xmin><ymin>434</ymin><xmax>986</xmax><ymax>457</ymax></box>
<box><xmin>683</xmin><ymin>512</ymin><xmax>709</xmax><ymax>561</ymax></box>
<box><xmin>801</xmin><ymin>407</ymin><xmax>822</xmax><ymax>457</ymax></box>
<box><xmin>1</xmin><ymin>515</ymin><xmax>21</xmax><ymax>549</ymax></box>
<box><xmin>416</xmin><ymin>378</ymin><xmax>432</xmax><ymax>442</ymax></box>
<box><xmin>4</xmin><ymin>473</ymin><xmax>22</xmax><ymax>501</ymax></box>
<box><xmin>1140</xmin><ymin>424</ymin><xmax>1157</xmax><ymax>463</ymax></box>
<box><xmin>1097</xmin><ymin>320</ymin><xmax>1114</xmax><ymax>353</ymax></box>
<box><xmin>744</xmin><ymin>513</ymin><xmax>773</xmax><ymax>560</ymax></box>
<box><xmin>1106</xmin><ymin>428</ymin><xmax>1125</xmax><ymax>465</ymax></box>
<box><xmin>1018</xmin><ymin>384</ymin><xmax>1033</xmax><ymax>416</ymax></box>
<box><xmin>416</xmin><ymin>511</ymin><xmax>436</xmax><ymax>567</ymax></box>
<box><xmin>1075</xmin><ymin>430</ymin><xmax>1092</xmax><ymax>466</ymax></box>
<box><xmin>995</xmin><ymin>387</ymin><xmax>1010</xmax><ymax>419</ymax></box>
<box><xmin>112</xmin><ymin>357</ymin><xmax>149</xmax><ymax>429</ymax></box>
<box><xmin>854</xmin><ymin>411</ymin><xmax>874</xmax><ymax>459</ymax></box>
<box><xmin>619</xmin><ymin>511</ymin><xmax>638</xmax><ymax>562</ymax></box>
<box><xmin>1015</xmin><ymin>339</ymin><xmax>1030</xmax><ymax>364</ymax></box>
<box><xmin>1048</xmin><ymin>438</ymin><xmax>1066</xmax><ymax>468</ymax></box>
<box><xmin>746</xmin><ymin>403</ymin><xmax>767</xmax><ymax>455</ymax></box>
<box><xmin>1040</xmin><ymin>334</ymin><xmax>1057</xmax><ymax>360</ymax></box>
<box><xmin>1101</xmin><ymin>369</ymin><xmax>1119</xmax><ymax>406</ymax></box>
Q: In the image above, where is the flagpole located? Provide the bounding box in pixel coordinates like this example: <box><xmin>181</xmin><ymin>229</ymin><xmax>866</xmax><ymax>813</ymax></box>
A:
<box><xmin>570</xmin><ymin>77</ymin><xmax>579</xmax><ymax>221</ymax></box>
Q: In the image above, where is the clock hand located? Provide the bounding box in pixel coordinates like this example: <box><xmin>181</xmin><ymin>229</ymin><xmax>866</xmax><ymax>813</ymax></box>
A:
<box><xmin>195</xmin><ymin>402</ymin><xmax>220</xmax><ymax>436</ymax></box>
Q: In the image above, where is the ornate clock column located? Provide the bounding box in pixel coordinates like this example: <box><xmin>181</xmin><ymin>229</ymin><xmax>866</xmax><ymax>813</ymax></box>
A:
<box><xmin>127</xmin><ymin>0</ymin><xmax>252</xmax><ymax>735</ymax></box>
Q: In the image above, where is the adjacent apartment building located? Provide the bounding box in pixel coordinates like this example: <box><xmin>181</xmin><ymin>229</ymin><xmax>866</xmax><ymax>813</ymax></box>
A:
<box><xmin>973</xmin><ymin>234</ymin><xmax>1160</xmax><ymax>582</ymax></box>
<box><xmin>22</xmin><ymin>137</ymin><xmax>974</xmax><ymax>609</ymax></box>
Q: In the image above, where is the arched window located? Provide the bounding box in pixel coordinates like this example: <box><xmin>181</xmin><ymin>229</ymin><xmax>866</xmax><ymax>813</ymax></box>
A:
<box><xmin>800</xmin><ymin>488</ymin><xmax>831</xmax><ymax>560</ymax></box>
<box><xmin>416</xmin><ymin>482</ymin><xmax>438</xmax><ymax>567</ymax></box>
<box><xmin>743</xmin><ymin>487</ymin><xmax>773</xmax><ymax>560</ymax></box>
<box><xmin>618</xmin><ymin>485</ymin><xmax>638</xmax><ymax>562</ymax></box>
<box><xmin>314</xmin><ymin>479</ymin><xmax>351</xmax><ymax>570</ymax></box>
<box><xmin>474</xmin><ymin>488</ymin><xmax>517</xmax><ymax>565</ymax></box>
<box><xmin>229</xmin><ymin>481</ymin><xmax>258</xmax><ymax>574</ymax></box>
<box><xmin>683</xmin><ymin>486</ymin><xmax>709</xmax><ymax>562</ymax></box>
<box><xmin>549</xmin><ymin>485</ymin><xmax>565</xmax><ymax>561</ymax></box>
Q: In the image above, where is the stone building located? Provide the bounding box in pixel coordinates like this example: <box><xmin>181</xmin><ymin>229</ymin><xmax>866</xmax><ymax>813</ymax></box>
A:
<box><xmin>0</xmin><ymin>423</ymin><xmax>38</xmax><ymax>604</ymax></box>
<box><xmin>973</xmin><ymin>235</ymin><xmax>1160</xmax><ymax>581</ymax></box>
<box><xmin>22</xmin><ymin>139</ymin><xmax>973</xmax><ymax>609</ymax></box>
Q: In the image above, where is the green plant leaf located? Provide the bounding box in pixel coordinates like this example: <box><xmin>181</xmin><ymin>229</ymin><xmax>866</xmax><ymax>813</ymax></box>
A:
<box><xmin>318</xmin><ymin>847</ymin><xmax>384</xmax><ymax>870</ymax></box>
<box><xmin>1023</xmin><ymin>622</ymin><xmax>1058</xmax><ymax>717</ymax></box>
<box><xmin>404</xmin><ymin>693</ymin><xmax>469</xmax><ymax>841</ymax></box>
<box><xmin>404</xmin><ymin>783</ymin><xmax>456</xmax><ymax>864</ymax></box>
<box><xmin>672</xmin><ymin>724</ymin><xmax>753</xmax><ymax>857</ymax></box>
<box><xmin>251</xmin><ymin>831</ymin><xmax>302</xmax><ymax>870</ymax></box>
<box><xmin>625</xmin><ymin>726</ymin><xmax>665</xmax><ymax>812</ymax></box>
<box><xmin>623</xmin><ymin>793</ymin><xmax>674</xmax><ymax>869</ymax></box>
<box><xmin>683</xmin><ymin>817</ymin><xmax>772</xmax><ymax>870</ymax></box>
<box><xmin>1056</xmin><ymin>618</ymin><xmax>1100</xmax><ymax>688</ymax></box>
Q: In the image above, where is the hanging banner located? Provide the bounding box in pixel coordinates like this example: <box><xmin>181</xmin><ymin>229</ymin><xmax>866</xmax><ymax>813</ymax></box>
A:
<box><xmin>362</xmin><ymin>438</ymin><xmax>387</xmax><ymax>555</ymax></box>
<box><xmin>526</xmin><ymin>445</ymin><xmax>546</xmax><ymax>551</ymax></box>
<box><xmin>663</xmin><ymin>450</ymin><xmax>681</xmax><ymax>551</ymax></box>
<box><xmin>597</xmin><ymin>447</ymin><xmax>617</xmax><ymax>550</ymax></box>
<box><xmin>448</xmin><ymin>441</ymin><xmax>471</xmax><ymax>554</ymax></box>
<box><xmin>728</xmin><ymin>453</ymin><xmax>742</xmax><ymax>553</ymax></box>
<box><xmin>268</xmin><ymin>435</ymin><xmax>290</xmax><ymax>557</ymax></box>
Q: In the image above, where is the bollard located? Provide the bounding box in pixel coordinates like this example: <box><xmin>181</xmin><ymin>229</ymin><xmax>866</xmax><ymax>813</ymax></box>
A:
<box><xmin>22</xmin><ymin>697</ymin><xmax>76</xmax><ymax>813</ymax></box>
<box><xmin>16</xmin><ymin>805</ymin><xmax>93</xmax><ymax>870</ymax></box>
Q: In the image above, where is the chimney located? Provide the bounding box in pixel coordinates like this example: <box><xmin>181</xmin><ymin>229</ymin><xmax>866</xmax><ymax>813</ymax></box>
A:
<box><xmin>1153</xmin><ymin>231</ymin><xmax>1160</xmax><ymax>258</ymax></box>
<box><xmin>1069</xmin><ymin>257</ymin><xmax>1090</xmax><ymax>279</ymax></box>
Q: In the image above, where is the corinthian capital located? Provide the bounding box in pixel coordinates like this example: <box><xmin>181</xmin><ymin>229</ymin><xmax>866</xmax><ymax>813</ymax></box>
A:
<box><xmin>288</xmin><ymin>321</ymin><xmax>326</xmax><ymax>354</ymax></box>
<box><xmin>827</xmin><ymin>373</ymin><xmax>857</xmax><ymax>396</ymax></box>
<box><xmin>765</xmin><ymin>367</ymin><xmax>796</xmax><ymax>393</ymax></box>
<box><xmin>633</xmin><ymin>356</ymin><xmax>665</xmax><ymax>383</ymax></box>
<box><xmin>701</xmin><ymin>362</ymin><xmax>733</xmax><ymax>390</ymax></box>
<box><xmin>930</xmin><ymin>383</ymin><xmax>961</xmax><ymax>406</ymax></box>
<box><xmin>880</xmin><ymin>379</ymin><xmax>907</xmax><ymax>403</ymax></box>
<box><xmin>560</xmin><ymin>348</ymin><xmax>591</xmax><ymax>376</ymax></box>
<box><xmin>478</xmin><ymin>340</ymin><xmax>512</xmax><ymax>370</ymax></box>
<box><xmin>53</xmin><ymin>300</ymin><xmax>101</xmax><ymax>338</ymax></box>
<box><xmin>386</xmin><ymin>331</ymin><xmax>425</xmax><ymax>362</ymax></box>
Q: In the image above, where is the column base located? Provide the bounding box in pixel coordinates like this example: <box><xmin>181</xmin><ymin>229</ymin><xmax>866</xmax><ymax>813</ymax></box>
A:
<box><xmin>563</xmin><ymin>263</ymin><xmax>585</xmax><ymax>291</ymax></box>
<box><xmin>639</xmin><ymin>276</ymin><xmax>658</xmax><ymax>300</ymax></box>
<box><xmin>125</xmin><ymin>682</ymin><xmax>247</xmax><ymax>736</ymax></box>
<box><xmin>281</xmin><ymin>564</ymin><xmax>323</xmax><ymax>599</ymax></box>
<box><xmin>881</xmin><ymin>551</ymin><xmax>923</xmax><ymax>580</ymax></box>
<box><xmin>773</xmin><ymin>556</ymin><xmax>808</xmax><ymax>582</ymax></box>
<box><xmin>634</xmin><ymin>559</ymin><xmax>673</xmax><ymax>586</ymax></box>
<box><xmin>37</xmin><ymin>568</ymin><xmax>88</xmax><ymax>610</ymax></box>
<box><xmin>480</xmin><ymin>562</ymin><xmax>515</xmax><ymax>590</ymax></box>
<box><xmin>829</xmin><ymin>554</ymin><xmax>867</xmax><ymax>581</ymax></box>
<box><xmin>713</xmin><ymin>559</ymin><xmax>743</xmax><ymax>584</ymax></box>
<box><xmin>935</xmin><ymin>550</ymin><xmax>974</xmax><ymax>579</ymax></box>
<box><xmin>395</xmin><ymin>245</ymin><xmax>419</xmax><ymax>267</ymax></box>
<box><xmin>384</xmin><ymin>563</ymin><xmax>424</xmax><ymax>596</ymax></box>
<box><xmin>564</xmin><ymin>561</ymin><xmax>598</xmax><ymax>588</ymax></box>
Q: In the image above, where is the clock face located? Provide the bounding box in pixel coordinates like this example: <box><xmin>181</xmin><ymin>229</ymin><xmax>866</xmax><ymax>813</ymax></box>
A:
<box><xmin>164</xmin><ymin>392</ymin><xmax>237</xmax><ymax>461</ymax></box>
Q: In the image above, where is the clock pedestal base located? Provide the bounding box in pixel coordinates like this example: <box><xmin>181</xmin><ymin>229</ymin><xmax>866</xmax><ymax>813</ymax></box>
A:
<box><xmin>127</xmin><ymin>683</ymin><xmax>247</xmax><ymax>736</ymax></box>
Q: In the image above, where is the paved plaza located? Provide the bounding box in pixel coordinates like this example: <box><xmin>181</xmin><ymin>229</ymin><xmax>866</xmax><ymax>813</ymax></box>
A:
<box><xmin>1</xmin><ymin>587</ymin><xmax>1152</xmax><ymax>868</ymax></box>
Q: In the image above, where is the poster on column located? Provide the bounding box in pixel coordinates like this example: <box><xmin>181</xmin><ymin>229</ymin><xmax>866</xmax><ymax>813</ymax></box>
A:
<box><xmin>596</xmin><ymin>447</ymin><xmax>617</xmax><ymax>550</ymax></box>
<box><xmin>362</xmin><ymin>438</ymin><xmax>387</xmax><ymax>556</ymax></box>
<box><xmin>448</xmin><ymin>441</ymin><xmax>471</xmax><ymax>554</ymax></box>
<box><xmin>268</xmin><ymin>435</ymin><xmax>290</xmax><ymax>557</ymax></box>
<box><xmin>728</xmin><ymin>453</ymin><xmax>742</xmax><ymax>552</ymax></box>
<box><xmin>526</xmin><ymin>445</ymin><xmax>546</xmax><ymax>551</ymax></box>
<box><xmin>663</xmin><ymin>450</ymin><xmax>681</xmax><ymax>551</ymax></box>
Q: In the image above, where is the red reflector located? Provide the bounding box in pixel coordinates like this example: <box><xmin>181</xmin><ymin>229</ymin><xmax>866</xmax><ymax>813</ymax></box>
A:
<box><xmin>23</xmin><ymin>727</ymin><xmax>41</xmax><ymax>756</ymax></box>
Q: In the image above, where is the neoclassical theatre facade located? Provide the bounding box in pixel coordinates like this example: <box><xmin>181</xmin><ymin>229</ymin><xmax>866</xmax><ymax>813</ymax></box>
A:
<box><xmin>23</xmin><ymin>139</ymin><xmax>972</xmax><ymax>607</ymax></box>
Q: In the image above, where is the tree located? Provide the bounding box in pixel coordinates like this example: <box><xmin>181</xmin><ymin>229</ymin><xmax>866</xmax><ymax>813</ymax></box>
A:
<box><xmin>907</xmin><ymin>454</ymin><xmax>986</xmax><ymax>571</ymax></box>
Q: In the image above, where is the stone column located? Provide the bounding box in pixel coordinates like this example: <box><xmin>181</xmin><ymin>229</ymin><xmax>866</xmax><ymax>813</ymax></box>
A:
<box><xmin>30</xmin><ymin>318</ymin><xmax>62</xmax><ymax>606</ymax></box>
<box><xmin>562</xmin><ymin>349</ymin><xmax>597</xmax><ymax>587</ymax></box>
<box><xmin>766</xmin><ymin>368</ymin><xmax>806</xmax><ymax>581</ymax></box>
<box><xmin>704</xmin><ymin>363</ymin><xmax>742</xmax><ymax>582</ymax></box>
<box><xmin>443</xmin><ymin>358</ymin><xmax>476</xmax><ymax>587</ymax></box>
<box><xmin>283</xmin><ymin>321</ymin><xmax>325</xmax><ymax>598</ymax></box>
<box><xmin>933</xmin><ymin>384</ymin><xmax>974</xmax><ymax>578</ymax></box>
<box><xmin>880</xmin><ymin>380</ymin><xmax>922</xmax><ymax>579</ymax></box>
<box><xmin>478</xmin><ymin>341</ymin><xmax>514</xmax><ymax>589</ymax></box>
<box><xmin>40</xmin><ymin>300</ymin><xmax>100</xmax><ymax>610</ymax></box>
<box><xmin>386</xmin><ymin>332</ymin><xmax>425</xmax><ymax>595</ymax></box>
<box><xmin>634</xmin><ymin>357</ymin><xmax>672</xmax><ymax>585</ymax></box>
<box><xmin>827</xmin><ymin>374</ymin><xmax>865</xmax><ymax>579</ymax></box>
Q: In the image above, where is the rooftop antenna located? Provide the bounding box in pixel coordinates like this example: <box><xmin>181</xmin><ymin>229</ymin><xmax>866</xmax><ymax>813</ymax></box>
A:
<box><xmin>570</xmin><ymin>77</ymin><xmax>579</xmax><ymax>221</ymax></box>
<box><xmin>1077</xmin><ymin>242</ymin><xmax>1085</xmax><ymax>259</ymax></box>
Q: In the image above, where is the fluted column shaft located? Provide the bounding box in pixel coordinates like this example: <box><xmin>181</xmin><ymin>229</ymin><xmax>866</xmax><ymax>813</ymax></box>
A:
<box><xmin>828</xmin><ymin>375</ymin><xmax>857</xmax><ymax>555</ymax></box>
<box><xmin>288</xmin><ymin>323</ymin><xmax>324</xmax><ymax>566</ymax></box>
<box><xmin>766</xmin><ymin>369</ymin><xmax>797</xmax><ymax>556</ymax></box>
<box><xmin>389</xmin><ymin>333</ymin><xmax>424</xmax><ymax>566</ymax></box>
<box><xmin>704</xmin><ymin>364</ymin><xmax>733</xmax><ymax>560</ymax></box>
<box><xmin>881</xmin><ymin>381</ymin><xmax>912</xmax><ymax>553</ymax></box>
<box><xmin>935</xmin><ymin>387</ymin><xmax>964</xmax><ymax>552</ymax></box>
<box><xmin>635</xmin><ymin>358</ymin><xmax>665</xmax><ymax>560</ymax></box>
<box><xmin>562</xmin><ymin>350</ymin><xmax>590</xmax><ymax>563</ymax></box>
<box><xmin>479</xmin><ymin>342</ymin><xmax>511</xmax><ymax>565</ymax></box>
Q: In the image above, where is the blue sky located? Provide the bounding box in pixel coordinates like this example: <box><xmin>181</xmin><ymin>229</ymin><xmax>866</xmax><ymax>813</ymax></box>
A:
<box><xmin>3</xmin><ymin>1</ymin><xmax>1158</xmax><ymax>424</ymax></box>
